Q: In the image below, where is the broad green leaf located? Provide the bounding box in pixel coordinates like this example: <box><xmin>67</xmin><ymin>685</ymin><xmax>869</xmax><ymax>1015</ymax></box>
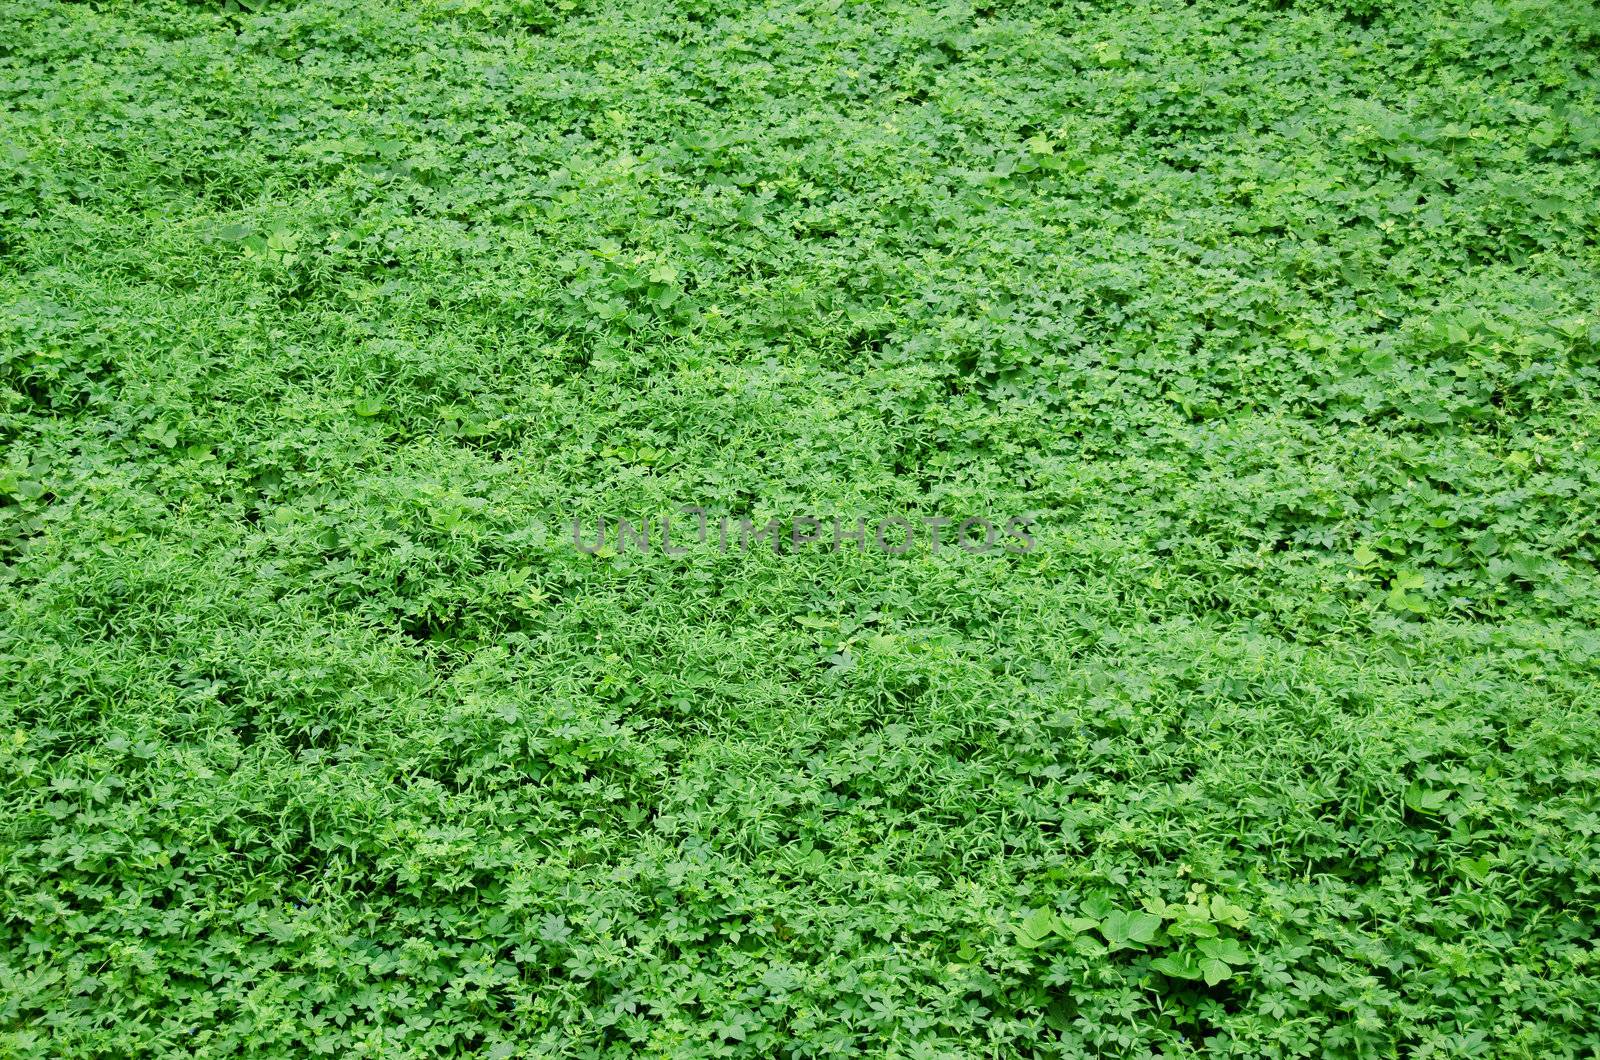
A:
<box><xmin>1151</xmin><ymin>954</ymin><xmax>1202</xmax><ymax>980</ymax></box>
<box><xmin>1015</xmin><ymin>907</ymin><xmax>1060</xmax><ymax>949</ymax></box>
<box><xmin>1099</xmin><ymin>910</ymin><xmax>1161</xmax><ymax>951</ymax></box>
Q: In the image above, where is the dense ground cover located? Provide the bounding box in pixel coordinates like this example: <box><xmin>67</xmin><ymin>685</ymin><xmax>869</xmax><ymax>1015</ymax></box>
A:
<box><xmin>3</xmin><ymin>0</ymin><xmax>1599</xmax><ymax>1054</ymax></box>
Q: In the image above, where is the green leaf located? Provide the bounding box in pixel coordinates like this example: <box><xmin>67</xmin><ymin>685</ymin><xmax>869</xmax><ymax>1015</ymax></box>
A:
<box><xmin>1151</xmin><ymin>954</ymin><xmax>1202</xmax><ymax>980</ymax></box>
<box><xmin>1405</xmin><ymin>784</ymin><xmax>1451</xmax><ymax>814</ymax></box>
<box><xmin>1015</xmin><ymin>907</ymin><xmax>1060</xmax><ymax>949</ymax></box>
<box><xmin>1098</xmin><ymin>910</ymin><xmax>1161</xmax><ymax>951</ymax></box>
<box><xmin>1208</xmin><ymin>896</ymin><xmax>1251</xmax><ymax>929</ymax></box>
<box><xmin>1060</xmin><ymin>916</ymin><xmax>1100</xmax><ymax>936</ymax></box>
<box><xmin>1197</xmin><ymin>938</ymin><xmax>1249</xmax><ymax>965</ymax></box>
<box><xmin>1200</xmin><ymin>958</ymin><xmax>1234</xmax><ymax>986</ymax></box>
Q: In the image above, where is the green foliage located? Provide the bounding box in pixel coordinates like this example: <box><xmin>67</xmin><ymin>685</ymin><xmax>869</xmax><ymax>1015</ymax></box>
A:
<box><xmin>2</xmin><ymin>0</ymin><xmax>1599</xmax><ymax>1055</ymax></box>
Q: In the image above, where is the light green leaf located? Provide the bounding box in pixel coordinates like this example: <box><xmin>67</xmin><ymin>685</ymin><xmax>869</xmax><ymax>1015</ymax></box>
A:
<box><xmin>1015</xmin><ymin>907</ymin><xmax>1060</xmax><ymax>949</ymax></box>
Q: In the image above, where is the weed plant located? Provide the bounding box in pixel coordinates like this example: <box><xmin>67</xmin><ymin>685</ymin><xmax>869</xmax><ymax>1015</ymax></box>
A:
<box><xmin>2</xmin><ymin>0</ymin><xmax>1599</xmax><ymax>1055</ymax></box>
